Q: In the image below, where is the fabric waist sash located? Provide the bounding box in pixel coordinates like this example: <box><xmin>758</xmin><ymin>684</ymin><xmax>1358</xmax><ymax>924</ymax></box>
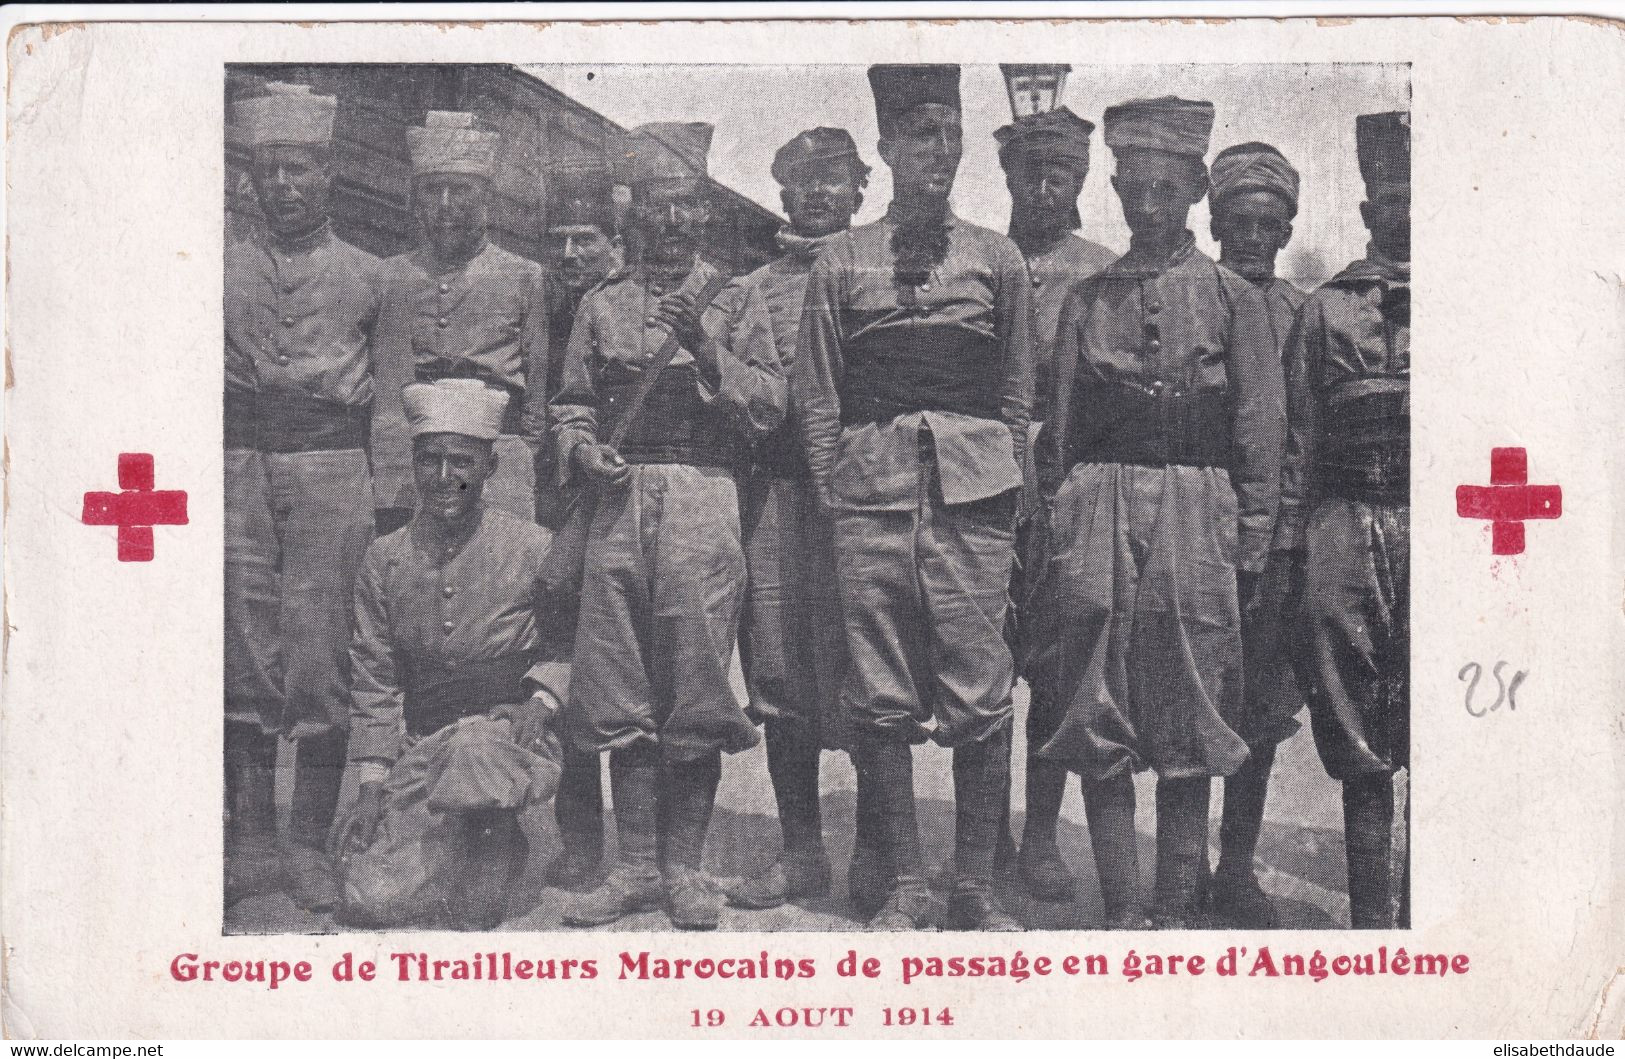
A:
<box><xmin>400</xmin><ymin>652</ymin><xmax>533</xmax><ymax>739</ymax></box>
<box><xmin>599</xmin><ymin>363</ymin><xmax>746</xmax><ymax>470</ymax></box>
<box><xmin>839</xmin><ymin>330</ymin><xmax>1003</xmax><ymax>426</ymax></box>
<box><xmin>1064</xmin><ymin>380</ymin><xmax>1233</xmax><ymax>470</ymax></box>
<box><xmin>224</xmin><ymin>390</ymin><xmax>369</xmax><ymax>453</ymax></box>
<box><xmin>415</xmin><ymin>364</ymin><xmax>526</xmax><ymax>435</ymax></box>
<box><xmin>1317</xmin><ymin>387</ymin><xmax>1409</xmax><ymax>504</ymax></box>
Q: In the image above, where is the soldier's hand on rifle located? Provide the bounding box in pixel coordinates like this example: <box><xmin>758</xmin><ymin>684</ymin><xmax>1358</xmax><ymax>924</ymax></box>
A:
<box><xmin>494</xmin><ymin>690</ymin><xmax>559</xmax><ymax>758</ymax></box>
<box><xmin>339</xmin><ymin>781</ymin><xmax>385</xmax><ymax>854</ymax></box>
<box><xmin>651</xmin><ymin>290</ymin><xmax>719</xmax><ymax>380</ymax></box>
<box><xmin>575</xmin><ymin>442</ymin><xmax>630</xmax><ymax>485</ymax></box>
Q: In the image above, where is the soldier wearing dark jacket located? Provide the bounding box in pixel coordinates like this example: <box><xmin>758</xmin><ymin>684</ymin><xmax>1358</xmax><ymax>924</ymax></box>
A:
<box><xmin>1026</xmin><ymin>97</ymin><xmax>1285</xmax><ymax>929</ymax></box>
<box><xmin>1204</xmin><ymin>140</ymin><xmax>1307</xmax><ymax>927</ymax></box>
<box><xmin>1277</xmin><ymin>111</ymin><xmax>1411</xmax><ymax>930</ymax></box>
<box><xmin>795</xmin><ymin>65</ymin><xmax>1035</xmax><ymax>931</ymax></box>
<box><xmin>726</xmin><ymin>128</ymin><xmax>872</xmax><ymax>913</ymax></box>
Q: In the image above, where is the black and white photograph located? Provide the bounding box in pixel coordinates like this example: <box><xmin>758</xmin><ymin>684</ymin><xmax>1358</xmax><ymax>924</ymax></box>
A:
<box><xmin>221</xmin><ymin>59</ymin><xmax>1412</xmax><ymax>936</ymax></box>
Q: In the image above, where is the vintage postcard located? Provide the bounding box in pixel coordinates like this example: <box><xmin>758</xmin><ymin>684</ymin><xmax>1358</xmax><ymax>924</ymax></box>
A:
<box><xmin>2</xmin><ymin>8</ymin><xmax>1622</xmax><ymax>1042</ymax></box>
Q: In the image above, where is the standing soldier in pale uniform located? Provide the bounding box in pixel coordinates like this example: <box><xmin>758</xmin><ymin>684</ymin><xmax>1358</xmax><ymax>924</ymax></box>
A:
<box><xmin>1278</xmin><ymin>112</ymin><xmax>1411</xmax><ymax>930</ymax></box>
<box><xmin>796</xmin><ymin>65</ymin><xmax>1034</xmax><ymax>931</ymax></box>
<box><xmin>224</xmin><ymin>83</ymin><xmax>386</xmax><ymax>911</ymax></box>
<box><xmin>372</xmin><ymin>112</ymin><xmax>552</xmax><ymax>529</ymax></box>
<box><xmin>553</xmin><ymin>123</ymin><xmax>785</xmax><ymax>930</ymax></box>
<box><xmin>994</xmin><ymin>104</ymin><xmax>1116</xmax><ymax>904</ymax></box>
<box><xmin>725</xmin><ymin>128</ymin><xmax>871</xmax><ymax>913</ymax></box>
<box><xmin>1026</xmin><ymin>97</ymin><xmax>1284</xmax><ymax>929</ymax></box>
<box><xmin>536</xmin><ymin>159</ymin><xmax>622</xmax><ymax>891</ymax></box>
<box><xmin>1204</xmin><ymin>140</ymin><xmax>1307</xmax><ymax>927</ymax></box>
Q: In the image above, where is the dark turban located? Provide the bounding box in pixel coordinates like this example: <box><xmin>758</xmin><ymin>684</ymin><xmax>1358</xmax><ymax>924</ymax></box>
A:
<box><xmin>1210</xmin><ymin>141</ymin><xmax>1300</xmax><ymax>216</ymax></box>
<box><xmin>995</xmin><ymin>106</ymin><xmax>1095</xmax><ymax>175</ymax></box>
<box><xmin>1103</xmin><ymin>96</ymin><xmax>1215</xmax><ymax>158</ymax></box>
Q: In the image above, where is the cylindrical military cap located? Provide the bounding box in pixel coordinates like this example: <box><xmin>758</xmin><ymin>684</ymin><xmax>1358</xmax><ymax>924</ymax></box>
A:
<box><xmin>547</xmin><ymin>157</ymin><xmax>618</xmax><ymax>234</ymax></box>
<box><xmin>1356</xmin><ymin>111</ymin><xmax>1411</xmax><ymax>187</ymax></box>
<box><xmin>995</xmin><ymin>106</ymin><xmax>1095</xmax><ymax>174</ymax></box>
<box><xmin>1210</xmin><ymin>141</ymin><xmax>1300</xmax><ymax>216</ymax></box>
<box><xmin>1102</xmin><ymin>96</ymin><xmax>1215</xmax><ymax>158</ymax></box>
<box><xmin>407</xmin><ymin>111</ymin><xmax>500</xmax><ymax>180</ymax></box>
<box><xmin>867</xmin><ymin>64</ymin><xmax>962</xmax><ymax>130</ymax></box>
<box><xmin>234</xmin><ymin>82</ymin><xmax>338</xmax><ymax>149</ymax></box>
<box><xmin>617</xmin><ymin>122</ymin><xmax>713</xmax><ymax>186</ymax></box>
<box><xmin>403</xmin><ymin>377</ymin><xmax>510</xmax><ymax>441</ymax></box>
<box><xmin>771</xmin><ymin>126</ymin><xmax>870</xmax><ymax>187</ymax></box>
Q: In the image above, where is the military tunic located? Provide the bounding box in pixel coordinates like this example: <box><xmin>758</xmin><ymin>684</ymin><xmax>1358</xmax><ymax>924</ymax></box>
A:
<box><xmin>1277</xmin><ymin>250</ymin><xmax>1410</xmax><ymax>781</ymax></box>
<box><xmin>553</xmin><ymin>258</ymin><xmax>784</xmax><ymax>760</ymax></box>
<box><xmin>737</xmin><ymin>233</ymin><xmax>849</xmax><ymax>748</ymax></box>
<box><xmin>1236</xmin><ymin>275</ymin><xmax>1309</xmax><ymax>748</ymax></box>
<box><xmin>795</xmin><ymin>210</ymin><xmax>1034</xmax><ymax>748</ymax></box>
<box><xmin>1027</xmin><ymin>234</ymin><xmax>1285</xmax><ymax>781</ymax></box>
<box><xmin>224</xmin><ymin>223</ymin><xmax>385</xmax><ymax>737</ymax></box>
<box><xmin>373</xmin><ymin>239</ymin><xmax>552</xmax><ymax>522</ymax></box>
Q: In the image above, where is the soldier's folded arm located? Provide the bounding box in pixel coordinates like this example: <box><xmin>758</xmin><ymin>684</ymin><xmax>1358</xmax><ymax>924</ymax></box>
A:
<box><xmin>1226</xmin><ymin>278</ymin><xmax>1288</xmax><ymax>575</ymax></box>
<box><xmin>346</xmin><ymin>545</ymin><xmax>405</xmax><ymax>789</ymax></box>
<box><xmin>518</xmin><ymin>263</ymin><xmax>553</xmax><ymax>453</ymax></box>
<box><xmin>691</xmin><ymin>279</ymin><xmax>786</xmax><ymax>439</ymax></box>
<box><xmin>791</xmin><ymin>248</ymin><xmax>849</xmax><ymax>508</ymax></box>
<box><xmin>994</xmin><ymin>240</ymin><xmax>1037</xmax><ymax>475</ymax></box>
<box><xmin>1273</xmin><ymin>299</ymin><xmax>1323</xmax><ymax>556</ymax></box>
<box><xmin>550</xmin><ymin>294</ymin><xmax>606</xmax><ymax>485</ymax></box>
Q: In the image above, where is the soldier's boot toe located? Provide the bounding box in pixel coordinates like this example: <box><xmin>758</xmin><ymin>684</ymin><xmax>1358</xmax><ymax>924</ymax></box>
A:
<box><xmin>665</xmin><ymin>866</ymin><xmax>723</xmax><ymax>931</ymax></box>
<box><xmin>561</xmin><ymin>865</ymin><xmax>663</xmax><ymax>927</ymax></box>
<box><xmin>730</xmin><ymin>847</ymin><xmax>833</xmax><ymax>909</ymax></box>
<box><xmin>847</xmin><ymin>845</ymin><xmax>895</xmax><ymax>919</ymax></box>
<box><xmin>1015</xmin><ymin>839</ymin><xmax>1078</xmax><ymax>902</ymax></box>
<box><xmin>865</xmin><ymin>885</ymin><xmax>936</xmax><ymax>932</ymax></box>
<box><xmin>544</xmin><ymin>846</ymin><xmax>606</xmax><ymax>893</ymax></box>
<box><xmin>1209</xmin><ymin>873</ymin><xmax>1279</xmax><ymax>929</ymax></box>
<box><xmin>947</xmin><ymin>888</ymin><xmax>1024</xmax><ymax>932</ymax></box>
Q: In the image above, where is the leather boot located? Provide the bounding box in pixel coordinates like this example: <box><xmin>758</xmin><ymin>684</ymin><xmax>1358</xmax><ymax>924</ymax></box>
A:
<box><xmin>1211</xmin><ymin>744</ymin><xmax>1279</xmax><ymax>928</ymax></box>
<box><xmin>1152</xmin><ymin>777</ymin><xmax>1212</xmax><ymax>928</ymax></box>
<box><xmin>661</xmin><ymin>752</ymin><xmax>723</xmax><ymax>930</ymax></box>
<box><xmin>728</xmin><ymin>721</ymin><xmax>831</xmax><ymax>909</ymax></box>
<box><xmin>448</xmin><ymin>809</ymin><xmax>528</xmax><ymax>931</ymax></box>
<box><xmin>852</xmin><ymin>736</ymin><xmax>933</xmax><ymax>931</ymax></box>
<box><xmin>1342</xmin><ymin>773</ymin><xmax>1395</xmax><ymax>929</ymax></box>
<box><xmin>285</xmin><ymin>729</ymin><xmax>346</xmax><ymax>912</ymax></box>
<box><xmin>545</xmin><ymin>749</ymin><xmax>606</xmax><ymax>891</ymax></box>
<box><xmin>563</xmin><ymin>746</ymin><xmax>662</xmax><ymax>927</ymax></box>
<box><xmin>1082</xmin><ymin>773</ymin><xmax>1146</xmax><ymax>929</ymax></box>
<box><xmin>947</xmin><ymin>728</ymin><xmax>1022</xmax><ymax>931</ymax></box>
<box><xmin>224</xmin><ymin>723</ymin><xmax>283</xmax><ymax>906</ymax></box>
<box><xmin>847</xmin><ymin>749</ymin><xmax>895</xmax><ymax>918</ymax></box>
<box><xmin>1017</xmin><ymin>757</ymin><xmax>1077</xmax><ymax>902</ymax></box>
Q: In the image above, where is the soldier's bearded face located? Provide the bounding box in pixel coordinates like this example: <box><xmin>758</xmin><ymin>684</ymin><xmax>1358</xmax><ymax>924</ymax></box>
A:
<box><xmin>782</xmin><ymin>157</ymin><xmax>863</xmax><ymax>238</ymax></box>
<box><xmin>1006</xmin><ymin>157</ymin><xmax>1085</xmax><ymax>233</ymax></box>
<box><xmin>880</xmin><ymin>104</ymin><xmax>962</xmax><ymax>205</ymax></box>
<box><xmin>250</xmin><ymin>144</ymin><xmax>332</xmax><ymax>237</ymax></box>
<box><xmin>413</xmin><ymin>432</ymin><xmax>497</xmax><ymax>525</ymax></box>
<box><xmin>1212</xmin><ymin>188</ymin><xmax>1295</xmax><ymax>278</ymax></box>
<box><xmin>632</xmin><ymin>179</ymin><xmax>708</xmax><ymax>264</ymax></box>
<box><xmin>1361</xmin><ymin>183</ymin><xmax>1411</xmax><ymax>260</ymax></box>
<box><xmin>415</xmin><ymin>175</ymin><xmax>491</xmax><ymax>260</ymax></box>
<box><xmin>1111</xmin><ymin>148</ymin><xmax>1208</xmax><ymax>245</ymax></box>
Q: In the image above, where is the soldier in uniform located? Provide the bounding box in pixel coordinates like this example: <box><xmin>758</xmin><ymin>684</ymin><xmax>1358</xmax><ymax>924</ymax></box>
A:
<box><xmin>535</xmin><ymin>160</ymin><xmax>622</xmax><ymax>892</ymax></box>
<box><xmin>1204</xmin><ymin>141</ymin><xmax>1307</xmax><ymax>927</ymax></box>
<box><xmin>796</xmin><ymin>65</ymin><xmax>1035</xmax><ymax>931</ymax></box>
<box><xmin>994</xmin><ymin>104</ymin><xmax>1117</xmax><ymax>904</ymax></box>
<box><xmin>1026</xmin><ymin>97</ymin><xmax>1284</xmax><ymax>929</ymax></box>
<box><xmin>223</xmin><ymin>82</ymin><xmax>385</xmax><ymax>910</ymax></box>
<box><xmin>725</xmin><ymin>128</ymin><xmax>871</xmax><ymax>913</ymax></box>
<box><xmin>340</xmin><ymin>377</ymin><xmax>572</xmax><ymax>930</ymax></box>
<box><xmin>552</xmin><ymin>123</ymin><xmax>784</xmax><ymax>930</ymax></box>
<box><xmin>1278</xmin><ymin>112</ymin><xmax>1411</xmax><ymax>930</ymax></box>
<box><xmin>373</xmin><ymin>112</ymin><xmax>552</xmax><ymax>530</ymax></box>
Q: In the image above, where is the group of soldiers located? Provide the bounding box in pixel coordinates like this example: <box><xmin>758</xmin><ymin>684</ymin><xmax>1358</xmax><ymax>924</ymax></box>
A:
<box><xmin>223</xmin><ymin>64</ymin><xmax>1411</xmax><ymax>934</ymax></box>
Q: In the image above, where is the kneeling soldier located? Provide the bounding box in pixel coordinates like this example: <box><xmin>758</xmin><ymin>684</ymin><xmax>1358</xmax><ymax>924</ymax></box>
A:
<box><xmin>1026</xmin><ymin>97</ymin><xmax>1284</xmax><ymax>929</ymax></box>
<box><xmin>340</xmin><ymin>378</ymin><xmax>571</xmax><ymax>930</ymax></box>
<box><xmin>553</xmin><ymin>123</ymin><xmax>785</xmax><ymax>931</ymax></box>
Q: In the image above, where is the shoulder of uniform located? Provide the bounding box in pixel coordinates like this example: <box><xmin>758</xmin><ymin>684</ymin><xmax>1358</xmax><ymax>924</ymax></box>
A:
<box><xmin>331</xmin><ymin>233</ymin><xmax>384</xmax><ymax>267</ymax></box>
<box><xmin>482</xmin><ymin>509</ymin><xmax>551</xmax><ymax>550</ymax></box>
<box><xmin>1275</xmin><ymin>279</ymin><xmax>1308</xmax><ymax>307</ymax></box>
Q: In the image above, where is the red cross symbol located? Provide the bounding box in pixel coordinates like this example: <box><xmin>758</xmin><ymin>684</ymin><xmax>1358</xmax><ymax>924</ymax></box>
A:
<box><xmin>81</xmin><ymin>453</ymin><xmax>189</xmax><ymax>562</ymax></box>
<box><xmin>1456</xmin><ymin>447</ymin><xmax>1561</xmax><ymax>556</ymax></box>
